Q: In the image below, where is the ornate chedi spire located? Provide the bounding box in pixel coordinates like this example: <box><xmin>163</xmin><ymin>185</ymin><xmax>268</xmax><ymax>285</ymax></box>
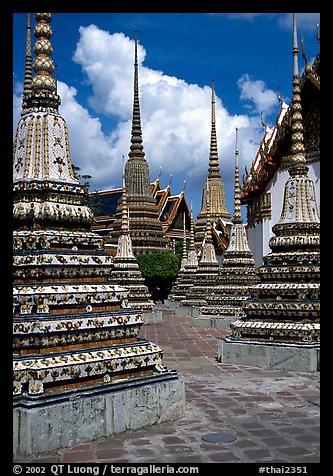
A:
<box><xmin>13</xmin><ymin>15</ymin><xmax>184</xmax><ymax>457</ymax></box>
<box><xmin>194</xmin><ymin>78</ymin><xmax>232</xmax><ymax>253</ymax></box>
<box><xmin>168</xmin><ymin>200</ymin><xmax>199</xmax><ymax>303</ymax></box>
<box><xmin>13</xmin><ymin>13</ymin><xmax>87</xmax><ymax>229</ymax></box>
<box><xmin>21</xmin><ymin>13</ymin><xmax>33</xmax><ymax>115</ymax></box>
<box><xmin>200</xmin><ymin>128</ymin><xmax>259</xmax><ymax>322</ymax></box>
<box><xmin>107</xmin><ymin>32</ymin><xmax>169</xmax><ymax>254</ymax></box>
<box><xmin>221</xmin><ymin>14</ymin><xmax>320</xmax><ymax>371</ymax></box>
<box><xmin>110</xmin><ymin>162</ymin><xmax>155</xmax><ymax>312</ymax></box>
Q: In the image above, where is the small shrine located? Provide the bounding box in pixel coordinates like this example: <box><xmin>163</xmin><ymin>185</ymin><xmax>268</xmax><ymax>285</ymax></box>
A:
<box><xmin>13</xmin><ymin>13</ymin><xmax>184</xmax><ymax>457</ymax></box>
<box><xmin>219</xmin><ymin>14</ymin><xmax>320</xmax><ymax>371</ymax></box>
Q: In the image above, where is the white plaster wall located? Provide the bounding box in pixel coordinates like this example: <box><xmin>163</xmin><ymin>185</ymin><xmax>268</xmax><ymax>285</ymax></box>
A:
<box><xmin>247</xmin><ymin>162</ymin><xmax>320</xmax><ymax>266</ymax></box>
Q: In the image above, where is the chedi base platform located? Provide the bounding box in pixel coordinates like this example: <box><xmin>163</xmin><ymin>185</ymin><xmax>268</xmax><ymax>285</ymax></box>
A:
<box><xmin>218</xmin><ymin>337</ymin><xmax>320</xmax><ymax>372</ymax></box>
<box><xmin>13</xmin><ymin>371</ymin><xmax>185</xmax><ymax>458</ymax></box>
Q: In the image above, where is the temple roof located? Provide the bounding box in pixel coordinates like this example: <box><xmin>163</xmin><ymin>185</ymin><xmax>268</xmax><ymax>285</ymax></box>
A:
<box><xmin>90</xmin><ymin>176</ymin><xmax>190</xmax><ymax>237</ymax></box>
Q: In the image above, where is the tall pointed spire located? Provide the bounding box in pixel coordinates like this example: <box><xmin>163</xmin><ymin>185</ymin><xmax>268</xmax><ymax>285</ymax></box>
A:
<box><xmin>195</xmin><ymin>78</ymin><xmax>232</xmax><ymax>254</ymax></box>
<box><xmin>21</xmin><ymin>13</ymin><xmax>33</xmax><ymax>115</ymax></box>
<box><xmin>129</xmin><ymin>30</ymin><xmax>145</xmax><ymax>161</ymax></box>
<box><xmin>208</xmin><ymin>78</ymin><xmax>220</xmax><ymax>178</ymax></box>
<box><xmin>107</xmin><ymin>32</ymin><xmax>169</xmax><ymax>253</ymax></box>
<box><xmin>233</xmin><ymin>127</ymin><xmax>242</xmax><ymax>225</ymax></box>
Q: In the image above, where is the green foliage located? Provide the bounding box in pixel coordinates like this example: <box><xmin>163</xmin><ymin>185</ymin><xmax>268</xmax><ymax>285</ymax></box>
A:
<box><xmin>136</xmin><ymin>252</ymin><xmax>181</xmax><ymax>279</ymax></box>
<box><xmin>136</xmin><ymin>252</ymin><xmax>181</xmax><ymax>302</ymax></box>
<box><xmin>175</xmin><ymin>239</ymin><xmax>189</xmax><ymax>257</ymax></box>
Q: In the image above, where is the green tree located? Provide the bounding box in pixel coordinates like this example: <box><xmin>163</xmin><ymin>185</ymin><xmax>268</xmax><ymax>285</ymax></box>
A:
<box><xmin>136</xmin><ymin>252</ymin><xmax>181</xmax><ymax>302</ymax></box>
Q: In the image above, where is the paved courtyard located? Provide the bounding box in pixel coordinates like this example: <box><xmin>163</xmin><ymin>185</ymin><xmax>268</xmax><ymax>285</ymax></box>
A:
<box><xmin>15</xmin><ymin>304</ymin><xmax>320</xmax><ymax>464</ymax></box>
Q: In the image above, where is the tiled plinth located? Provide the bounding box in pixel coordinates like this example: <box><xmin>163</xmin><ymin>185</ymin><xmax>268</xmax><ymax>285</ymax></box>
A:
<box><xmin>218</xmin><ymin>337</ymin><xmax>320</xmax><ymax>372</ymax></box>
<box><xmin>13</xmin><ymin>371</ymin><xmax>185</xmax><ymax>457</ymax></box>
<box><xmin>143</xmin><ymin>310</ymin><xmax>163</xmax><ymax>322</ymax></box>
<box><xmin>192</xmin><ymin>314</ymin><xmax>236</xmax><ymax>329</ymax></box>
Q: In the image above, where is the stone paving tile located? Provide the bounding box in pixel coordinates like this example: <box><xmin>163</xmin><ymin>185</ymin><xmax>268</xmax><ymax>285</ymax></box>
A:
<box><xmin>14</xmin><ymin>304</ymin><xmax>320</xmax><ymax>464</ymax></box>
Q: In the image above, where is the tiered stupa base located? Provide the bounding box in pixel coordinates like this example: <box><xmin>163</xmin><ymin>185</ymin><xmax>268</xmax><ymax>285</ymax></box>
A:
<box><xmin>14</xmin><ymin>368</ymin><xmax>184</xmax><ymax>457</ymax></box>
<box><xmin>193</xmin><ymin>287</ymin><xmax>249</xmax><ymax>329</ymax></box>
<box><xmin>218</xmin><ymin>335</ymin><xmax>319</xmax><ymax>372</ymax></box>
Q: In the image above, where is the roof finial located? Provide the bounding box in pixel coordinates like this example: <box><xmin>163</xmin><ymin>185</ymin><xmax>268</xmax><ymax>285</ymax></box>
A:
<box><xmin>260</xmin><ymin>111</ymin><xmax>271</xmax><ymax>133</ymax></box>
<box><xmin>22</xmin><ymin>13</ymin><xmax>33</xmax><ymax>115</ymax></box>
<box><xmin>233</xmin><ymin>128</ymin><xmax>242</xmax><ymax>224</ymax></box>
<box><xmin>301</xmin><ymin>37</ymin><xmax>311</xmax><ymax>75</ymax></box>
<box><xmin>276</xmin><ymin>86</ymin><xmax>283</xmax><ymax>104</ymax></box>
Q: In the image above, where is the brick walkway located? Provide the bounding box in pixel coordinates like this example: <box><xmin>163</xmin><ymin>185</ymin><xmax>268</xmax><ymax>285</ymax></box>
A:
<box><xmin>15</xmin><ymin>304</ymin><xmax>320</xmax><ymax>464</ymax></box>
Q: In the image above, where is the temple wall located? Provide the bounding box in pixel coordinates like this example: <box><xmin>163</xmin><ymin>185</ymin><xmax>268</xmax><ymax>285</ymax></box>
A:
<box><xmin>247</xmin><ymin>162</ymin><xmax>320</xmax><ymax>266</ymax></box>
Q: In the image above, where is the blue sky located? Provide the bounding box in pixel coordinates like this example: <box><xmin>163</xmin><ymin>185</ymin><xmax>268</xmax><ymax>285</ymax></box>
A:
<box><xmin>13</xmin><ymin>12</ymin><xmax>320</xmax><ymax>220</ymax></box>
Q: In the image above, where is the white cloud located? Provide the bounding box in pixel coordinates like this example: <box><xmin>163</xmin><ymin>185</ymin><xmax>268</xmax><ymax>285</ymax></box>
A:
<box><xmin>70</xmin><ymin>25</ymin><xmax>270</xmax><ymax>202</ymax></box>
<box><xmin>237</xmin><ymin>74</ymin><xmax>278</xmax><ymax>118</ymax></box>
<box><xmin>13</xmin><ymin>23</ymin><xmax>276</xmax><ymax>217</ymax></box>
